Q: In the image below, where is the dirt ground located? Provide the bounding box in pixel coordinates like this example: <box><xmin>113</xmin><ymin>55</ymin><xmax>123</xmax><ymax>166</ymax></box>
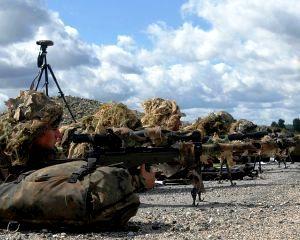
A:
<box><xmin>0</xmin><ymin>161</ymin><xmax>299</xmax><ymax>240</ymax></box>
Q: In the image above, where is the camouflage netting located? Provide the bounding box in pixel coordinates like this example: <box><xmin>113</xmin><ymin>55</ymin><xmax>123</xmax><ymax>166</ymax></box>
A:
<box><xmin>229</xmin><ymin>119</ymin><xmax>257</xmax><ymax>134</ymax></box>
<box><xmin>141</xmin><ymin>98</ymin><xmax>183</xmax><ymax>131</ymax></box>
<box><xmin>0</xmin><ymin>90</ymin><xmax>63</xmax><ymax>167</ymax></box>
<box><xmin>184</xmin><ymin>111</ymin><xmax>235</xmax><ymax>137</ymax></box>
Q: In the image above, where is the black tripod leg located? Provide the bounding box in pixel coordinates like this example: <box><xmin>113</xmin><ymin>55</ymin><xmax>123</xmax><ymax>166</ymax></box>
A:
<box><xmin>47</xmin><ymin>65</ymin><xmax>76</xmax><ymax>122</ymax></box>
<box><xmin>31</xmin><ymin>69</ymin><xmax>42</xmax><ymax>90</ymax></box>
<box><xmin>35</xmin><ymin>67</ymin><xmax>45</xmax><ymax>91</ymax></box>
<box><xmin>44</xmin><ymin>65</ymin><xmax>49</xmax><ymax>96</ymax></box>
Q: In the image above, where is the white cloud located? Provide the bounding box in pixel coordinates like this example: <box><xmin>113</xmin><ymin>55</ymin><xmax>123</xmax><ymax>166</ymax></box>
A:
<box><xmin>0</xmin><ymin>93</ymin><xmax>9</xmax><ymax>112</ymax></box>
<box><xmin>0</xmin><ymin>0</ymin><xmax>50</xmax><ymax>45</ymax></box>
<box><xmin>0</xmin><ymin>0</ymin><xmax>300</xmax><ymax>125</ymax></box>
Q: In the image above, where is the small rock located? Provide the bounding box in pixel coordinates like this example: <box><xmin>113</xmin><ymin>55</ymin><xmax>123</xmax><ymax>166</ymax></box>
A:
<box><xmin>185</xmin><ymin>211</ymin><xmax>192</xmax><ymax>216</ymax></box>
<box><xmin>127</xmin><ymin>231</ymin><xmax>134</xmax><ymax>237</ymax></box>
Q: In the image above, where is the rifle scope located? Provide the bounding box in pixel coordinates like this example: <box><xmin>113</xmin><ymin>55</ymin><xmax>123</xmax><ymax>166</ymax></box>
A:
<box><xmin>71</xmin><ymin>133</ymin><xmax>122</xmax><ymax>149</ymax></box>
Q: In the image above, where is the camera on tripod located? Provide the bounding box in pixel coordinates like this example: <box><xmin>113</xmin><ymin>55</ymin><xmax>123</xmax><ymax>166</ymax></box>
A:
<box><xmin>31</xmin><ymin>39</ymin><xmax>77</xmax><ymax>122</ymax></box>
<box><xmin>36</xmin><ymin>40</ymin><xmax>54</xmax><ymax>68</ymax></box>
<box><xmin>36</xmin><ymin>40</ymin><xmax>54</xmax><ymax>47</ymax></box>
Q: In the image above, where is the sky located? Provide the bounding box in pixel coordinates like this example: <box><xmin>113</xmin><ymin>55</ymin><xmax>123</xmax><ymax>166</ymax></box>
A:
<box><xmin>0</xmin><ymin>0</ymin><xmax>299</xmax><ymax>125</ymax></box>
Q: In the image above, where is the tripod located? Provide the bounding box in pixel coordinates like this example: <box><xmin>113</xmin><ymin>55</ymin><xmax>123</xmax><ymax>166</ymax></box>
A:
<box><xmin>31</xmin><ymin>40</ymin><xmax>76</xmax><ymax>122</ymax></box>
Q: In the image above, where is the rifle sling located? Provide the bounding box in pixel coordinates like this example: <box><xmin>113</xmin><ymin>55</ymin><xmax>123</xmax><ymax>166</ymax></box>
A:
<box><xmin>68</xmin><ymin>158</ymin><xmax>97</xmax><ymax>183</ymax></box>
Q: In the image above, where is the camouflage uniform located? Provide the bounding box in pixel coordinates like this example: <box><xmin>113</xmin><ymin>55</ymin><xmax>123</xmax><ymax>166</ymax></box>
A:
<box><xmin>0</xmin><ymin>91</ymin><xmax>140</xmax><ymax>228</ymax></box>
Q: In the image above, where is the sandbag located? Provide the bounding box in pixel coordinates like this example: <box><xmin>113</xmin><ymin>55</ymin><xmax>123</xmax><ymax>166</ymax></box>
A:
<box><xmin>0</xmin><ymin>161</ymin><xmax>140</xmax><ymax>229</ymax></box>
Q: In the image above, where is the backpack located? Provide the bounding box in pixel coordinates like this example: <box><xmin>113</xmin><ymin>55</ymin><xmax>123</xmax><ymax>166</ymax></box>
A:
<box><xmin>0</xmin><ymin>161</ymin><xmax>140</xmax><ymax>229</ymax></box>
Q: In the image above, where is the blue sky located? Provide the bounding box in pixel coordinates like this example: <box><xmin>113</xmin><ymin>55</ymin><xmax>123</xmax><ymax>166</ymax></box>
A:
<box><xmin>0</xmin><ymin>0</ymin><xmax>299</xmax><ymax>125</ymax></box>
<box><xmin>46</xmin><ymin>0</ymin><xmax>187</xmax><ymax>47</ymax></box>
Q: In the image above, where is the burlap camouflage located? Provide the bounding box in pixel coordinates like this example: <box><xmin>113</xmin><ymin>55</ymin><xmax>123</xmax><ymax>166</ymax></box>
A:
<box><xmin>229</xmin><ymin>119</ymin><xmax>257</xmax><ymax>134</ymax></box>
<box><xmin>141</xmin><ymin>98</ymin><xmax>183</xmax><ymax>131</ymax></box>
<box><xmin>0</xmin><ymin>90</ymin><xmax>63</xmax><ymax>168</ymax></box>
<box><xmin>184</xmin><ymin>111</ymin><xmax>235</xmax><ymax>137</ymax></box>
<box><xmin>92</xmin><ymin>102</ymin><xmax>142</xmax><ymax>133</ymax></box>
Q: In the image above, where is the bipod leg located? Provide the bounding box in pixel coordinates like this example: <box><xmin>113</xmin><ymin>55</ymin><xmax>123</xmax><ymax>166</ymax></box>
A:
<box><xmin>225</xmin><ymin>160</ymin><xmax>236</xmax><ymax>186</ymax></box>
<box><xmin>289</xmin><ymin>153</ymin><xmax>294</xmax><ymax>164</ymax></box>
<box><xmin>47</xmin><ymin>64</ymin><xmax>76</xmax><ymax>122</ymax></box>
<box><xmin>253</xmin><ymin>156</ymin><xmax>257</xmax><ymax>170</ymax></box>
<box><xmin>277</xmin><ymin>156</ymin><xmax>281</xmax><ymax>167</ymax></box>
<box><xmin>191</xmin><ymin>141</ymin><xmax>204</xmax><ymax>206</ymax></box>
<box><xmin>190</xmin><ymin>170</ymin><xmax>204</xmax><ymax>205</ymax></box>
<box><xmin>191</xmin><ymin>187</ymin><xmax>197</xmax><ymax>206</ymax></box>
<box><xmin>198</xmin><ymin>190</ymin><xmax>203</xmax><ymax>202</ymax></box>
<box><xmin>197</xmin><ymin>161</ymin><xmax>204</xmax><ymax>202</ymax></box>
<box><xmin>218</xmin><ymin>160</ymin><xmax>224</xmax><ymax>184</ymax></box>
<box><xmin>190</xmin><ymin>173</ymin><xmax>204</xmax><ymax>205</ymax></box>
<box><xmin>258</xmin><ymin>156</ymin><xmax>262</xmax><ymax>173</ymax></box>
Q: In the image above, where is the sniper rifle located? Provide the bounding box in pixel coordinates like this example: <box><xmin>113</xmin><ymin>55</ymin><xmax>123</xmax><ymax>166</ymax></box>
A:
<box><xmin>53</xmin><ymin>129</ymin><xmax>203</xmax><ymax>185</ymax></box>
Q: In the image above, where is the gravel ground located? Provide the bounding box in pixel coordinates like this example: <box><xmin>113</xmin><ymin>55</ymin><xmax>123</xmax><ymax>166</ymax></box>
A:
<box><xmin>0</xmin><ymin>162</ymin><xmax>299</xmax><ymax>240</ymax></box>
